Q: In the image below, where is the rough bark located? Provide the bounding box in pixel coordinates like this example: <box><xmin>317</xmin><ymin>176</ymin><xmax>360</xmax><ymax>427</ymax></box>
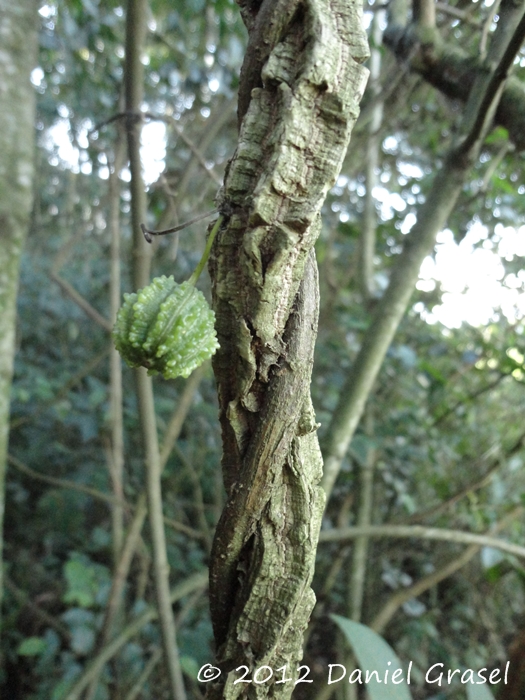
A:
<box><xmin>207</xmin><ymin>1</ymin><xmax>369</xmax><ymax>698</ymax></box>
<box><xmin>0</xmin><ymin>0</ymin><xmax>38</xmax><ymax>634</ymax></box>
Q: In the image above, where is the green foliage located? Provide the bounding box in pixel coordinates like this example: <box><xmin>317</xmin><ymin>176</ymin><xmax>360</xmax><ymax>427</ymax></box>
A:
<box><xmin>63</xmin><ymin>554</ymin><xmax>111</xmax><ymax>608</ymax></box>
<box><xmin>17</xmin><ymin>637</ymin><xmax>48</xmax><ymax>657</ymax></box>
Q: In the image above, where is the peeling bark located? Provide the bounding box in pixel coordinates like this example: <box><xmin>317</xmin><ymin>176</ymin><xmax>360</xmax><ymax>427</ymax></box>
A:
<box><xmin>206</xmin><ymin>1</ymin><xmax>369</xmax><ymax>697</ymax></box>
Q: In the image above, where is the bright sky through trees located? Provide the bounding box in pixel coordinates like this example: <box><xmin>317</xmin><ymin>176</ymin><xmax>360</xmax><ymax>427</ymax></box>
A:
<box><xmin>418</xmin><ymin>224</ymin><xmax>525</xmax><ymax>328</ymax></box>
<box><xmin>46</xmin><ymin>117</ymin><xmax>524</xmax><ymax>330</ymax></box>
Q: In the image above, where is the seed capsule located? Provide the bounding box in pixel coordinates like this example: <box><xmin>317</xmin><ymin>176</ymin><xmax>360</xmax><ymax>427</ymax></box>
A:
<box><xmin>113</xmin><ymin>275</ymin><xmax>219</xmax><ymax>379</ymax></box>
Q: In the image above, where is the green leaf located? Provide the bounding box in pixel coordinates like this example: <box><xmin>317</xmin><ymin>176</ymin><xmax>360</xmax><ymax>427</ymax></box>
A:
<box><xmin>331</xmin><ymin>615</ymin><xmax>413</xmax><ymax>700</ymax></box>
<box><xmin>63</xmin><ymin>557</ymin><xmax>97</xmax><ymax>607</ymax></box>
<box><xmin>466</xmin><ymin>683</ymin><xmax>495</xmax><ymax>700</ymax></box>
<box><xmin>17</xmin><ymin>636</ymin><xmax>47</xmax><ymax>656</ymax></box>
<box><xmin>484</xmin><ymin>126</ymin><xmax>509</xmax><ymax>145</ymax></box>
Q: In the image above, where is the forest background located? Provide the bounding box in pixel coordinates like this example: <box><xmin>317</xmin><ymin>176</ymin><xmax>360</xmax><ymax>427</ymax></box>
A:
<box><xmin>1</xmin><ymin>0</ymin><xmax>525</xmax><ymax>699</ymax></box>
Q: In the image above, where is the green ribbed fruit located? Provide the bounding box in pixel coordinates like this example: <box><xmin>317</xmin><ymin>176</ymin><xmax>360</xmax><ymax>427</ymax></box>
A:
<box><xmin>113</xmin><ymin>275</ymin><xmax>219</xmax><ymax>379</ymax></box>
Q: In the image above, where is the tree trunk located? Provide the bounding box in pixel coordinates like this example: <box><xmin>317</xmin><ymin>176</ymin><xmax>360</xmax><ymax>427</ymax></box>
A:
<box><xmin>0</xmin><ymin>0</ymin><xmax>38</xmax><ymax>637</ymax></box>
<box><xmin>124</xmin><ymin>1</ymin><xmax>187</xmax><ymax>697</ymax></box>
<box><xmin>206</xmin><ymin>1</ymin><xmax>369</xmax><ymax>698</ymax></box>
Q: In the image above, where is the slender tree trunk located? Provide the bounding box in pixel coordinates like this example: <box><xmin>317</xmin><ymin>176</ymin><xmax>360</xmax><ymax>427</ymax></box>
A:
<box><xmin>124</xmin><ymin>1</ymin><xmax>186</xmax><ymax>698</ymax></box>
<box><xmin>348</xmin><ymin>411</ymin><xmax>376</xmax><ymax>624</ymax></box>
<box><xmin>206</xmin><ymin>2</ymin><xmax>369</xmax><ymax>698</ymax></box>
<box><xmin>108</xmin><ymin>134</ymin><xmax>126</xmax><ymax>564</ymax></box>
<box><xmin>357</xmin><ymin>9</ymin><xmax>385</xmax><ymax>302</ymax></box>
<box><xmin>0</xmin><ymin>0</ymin><xmax>38</xmax><ymax>640</ymax></box>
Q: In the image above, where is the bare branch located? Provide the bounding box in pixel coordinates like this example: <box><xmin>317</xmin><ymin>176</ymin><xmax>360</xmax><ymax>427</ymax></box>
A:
<box><xmin>435</xmin><ymin>2</ymin><xmax>481</xmax><ymax>27</ymax></box>
<box><xmin>5</xmin><ymin>575</ymin><xmax>71</xmax><ymax>642</ymax></box>
<box><xmin>369</xmin><ymin>506</ymin><xmax>523</xmax><ymax>633</ymax></box>
<box><xmin>50</xmin><ymin>271</ymin><xmax>112</xmax><ymax>332</ymax></box>
<box><xmin>456</xmin><ymin>6</ymin><xmax>525</xmax><ymax>157</ymax></box>
<box><xmin>319</xmin><ymin>514</ymin><xmax>525</xmax><ymax>560</ymax></box>
<box><xmin>8</xmin><ymin>453</ymin><xmax>203</xmax><ymax>540</ymax></box>
<box><xmin>160</xmin><ymin>363</ymin><xmax>207</xmax><ymax>470</ymax></box>
<box><xmin>141</xmin><ymin>208</ymin><xmax>217</xmax><ymax>242</ymax></box>
<box><xmin>63</xmin><ymin>571</ymin><xmax>208</xmax><ymax>700</ymax></box>
<box><xmin>412</xmin><ymin>0</ymin><xmax>435</xmax><ymax>28</ymax></box>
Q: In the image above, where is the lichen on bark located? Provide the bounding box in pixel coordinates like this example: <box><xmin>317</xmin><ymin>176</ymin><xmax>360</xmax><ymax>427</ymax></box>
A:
<box><xmin>206</xmin><ymin>1</ymin><xmax>368</xmax><ymax>698</ymax></box>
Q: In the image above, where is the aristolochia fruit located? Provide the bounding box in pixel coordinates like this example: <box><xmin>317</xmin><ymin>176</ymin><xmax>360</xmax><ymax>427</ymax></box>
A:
<box><xmin>113</xmin><ymin>275</ymin><xmax>219</xmax><ymax>379</ymax></box>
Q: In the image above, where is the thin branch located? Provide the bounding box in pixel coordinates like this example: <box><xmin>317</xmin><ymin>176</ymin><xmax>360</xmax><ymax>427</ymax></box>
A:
<box><xmin>477</xmin><ymin>139</ymin><xmax>514</xmax><ymax>191</ymax></box>
<box><xmin>412</xmin><ymin>0</ymin><xmax>435</xmax><ymax>28</ymax></box>
<box><xmin>102</xmin><ymin>494</ymin><xmax>148</xmax><ymax>641</ymax></box>
<box><xmin>173</xmin><ymin>443</ymin><xmax>213</xmax><ymax>553</ymax></box>
<box><xmin>457</xmin><ymin>7</ymin><xmax>525</xmax><ymax>158</ymax></box>
<box><xmin>319</xmin><ymin>515</ymin><xmax>525</xmax><ymax>560</ymax></box>
<box><xmin>8</xmin><ymin>453</ymin><xmax>203</xmax><ymax>540</ymax></box>
<box><xmin>480</xmin><ymin>0</ymin><xmax>502</xmax><ymax>58</ymax></box>
<box><xmin>50</xmin><ymin>271</ymin><xmax>112</xmax><ymax>332</ymax></box>
<box><xmin>432</xmin><ymin>372</ymin><xmax>507</xmax><ymax>427</ymax></box>
<box><xmin>404</xmin><ymin>454</ymin><xmax>499</xmax><ymax>524</ymax></box>
<box><xmin>348</xmin><ymin>409</ymin><xmax>376</xmax><ymax>622</ymax></box>
<box><xmin>84</xmin><ymin>495</ymin><xmax>148</xmax><ymax>700</ymax></box>
<box><xmin>358</xmin><ymin>8</ymin><xmax>385</xmax><ymax>301</ymax></box>
<box><xmin>175</xmin><ymin>96</ymin><xmax>235</xmax><ymax>202</ymax></box>
<box><xmin>107</xmin><ymin>131</ymin><xmax>126</xmax><ymax>564</ymax></box>
<box><xmin>90</xmin><ymin>108</ymin><xmax>223</xmax><ymax>185</ymax></box>
<box><xmin>124</xmin><ymin>0</ymin><xmax>186</xmax><ymax>695</ymax></box>
<box><xmin>8</xmin><ymin>453</ymin><xmax>119</xmax><ymax>507</ymax></box>
<box><xmin>141</xmin><ymin>208</ymin><xmax>217</xmax><ymax>242</ymax></box>
<box><xmin>369</xmin><ymin>506</ymin><xmax>523</xmax><ymax>633</ymax></box>
<box><xmin>150</xmin><ymin>30</ymin><xmax>187</xmax><ymax>62</ymax></box>
<box><xmin>5</xmin><ymin>575</ymin><xmax>70</xmax><ymax>642</ymax></box>
<box><xmin>372</xmin><ymin>542</ymin><xmax>482</xmax><ymax>633</ymax></box>
<box><xmin>63</xmin><ymin>570</ymin><xmax>208</xmax><ymax>700</ymax></box>
<box><xmin>145</xmin><ymin>112</ymin><xmax>223</xmax><ymax>186</ymax></box>
<box><xmin>125</xmin><ymin>646</ymin><xmax>163</xmax><ymax>700</ymax></box>
<box><xmin>102</xmin><ymin>493</ymin><xmax>148</xmax><ymax>643</ymax></box>
<box><xmin>10</xmin><ymin>348</ymin><xmax>109</xmax><ymax>431</ymax></box>
<box><xmin>88</xmin><ymin>111</ymin><xmax>130</xmax><ymax>137</ymax></box>
<box><xmin>161</xmin><ymin>514</ymin><xmax>207</xmax><ymax>540</ymax></box>
<box><xmin>405</xmin><ymin>431</ymin><xmax>525</xmax><ymax>524</ymax></box>
<box><xmin>160</xmin><ymin>363</ymin><xmax>207</xmax><ymax>470</ymax></box>
<box><xmin>435</xmin><ymin>2</ymin><xmax>481</xmax><ymax>27</ymax></box>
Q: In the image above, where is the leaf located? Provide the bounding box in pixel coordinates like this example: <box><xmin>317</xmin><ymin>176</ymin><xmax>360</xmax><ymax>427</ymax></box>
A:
<box><xmin>484</xmin><ymin>126</ymin><xmax>509</xmax><ymax>145</ymax></box>
<box><xmin>63</xmin><ymin>557</ymin><xmax>97</xmax><ymax>607</ymax></box>
<box><xmin>331</xmin><ymin>615</ymin><xmax>413</xmax><ymax>700</ymax></box>
<box><xmin>17</xmin><ymin>636</ymin><xmax>47</xmax><ymax>656</ymax></box>
<box><xmin>62</xmin><ymin>608</ymin><xmax>96</xmax><ymax>655</ymax></box>
<box><xmin>466</xmin><ymin>683</ymin><xmax>495</xmax><ymax>700</ymax></box>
